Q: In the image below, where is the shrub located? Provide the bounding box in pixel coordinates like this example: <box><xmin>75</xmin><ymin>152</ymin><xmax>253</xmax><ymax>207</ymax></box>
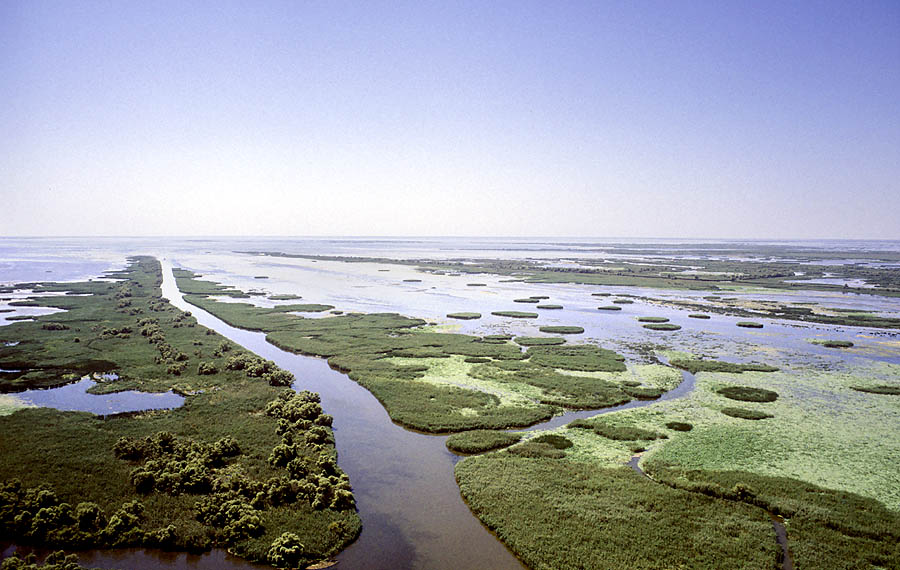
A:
<box><xmin>197</xmin><ymin>362</ymin><xmax>218</xmax><ymax>375</ymax></box>
<box><xmin>531</xmin><ymin>434</ymin><xmax>573</xmax><ymax>449</ymax></box>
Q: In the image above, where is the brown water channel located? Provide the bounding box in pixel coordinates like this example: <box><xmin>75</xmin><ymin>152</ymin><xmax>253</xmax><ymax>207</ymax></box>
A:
<box><xmin>4</xmin><ymin>262</ymin><xmax>702</xmax><ymax>570</ymax></box>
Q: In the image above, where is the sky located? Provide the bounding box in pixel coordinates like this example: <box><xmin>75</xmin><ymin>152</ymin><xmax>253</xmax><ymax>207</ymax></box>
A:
<box><xmin>1</xmin><ymin>1</ymin><xmax>898</xmax><ymax>239</ymax></box>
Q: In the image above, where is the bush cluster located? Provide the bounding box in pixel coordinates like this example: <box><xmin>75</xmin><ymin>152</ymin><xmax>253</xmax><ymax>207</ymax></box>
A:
<box><xmin>226</xmin><ymin>354</ymin><xmax>295</xmax><ymax>386</ymax></box>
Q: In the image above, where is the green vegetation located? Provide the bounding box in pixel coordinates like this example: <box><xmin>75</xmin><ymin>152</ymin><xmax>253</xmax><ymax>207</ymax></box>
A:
<box><xmin>612</xmin><ymin>299</ymin><xmax>634</xmax><ymax>304</ymax></box>
<box><xmin>513</xmin><ymin>337</ymin><xmax>565</xmax><ymax>346</ymax></box>
<box><xmin>445</xmin><ymin>430</ymin><xmax>522</xmax><ymax>454</ymax></box>
<box><xmin>525</xmin><ymin>344</ymin><xmax>625</xmax><ymax>372</ymax></box>
<box><xmin>571</xmin><ymin>419</ymin><xmax>664</xmax><ymax>441</ymax></box>
<box><xmin>0</xmin><ymin>551</ymin><xmax>96</xmax><ymax>570</ymax></box>
<box><xmin>637</xmin><ymin>316</ymin><xmax>669</xmax><ymax>322</ymax></box>
<box><xmin>688</xmin><ymin>313</ymin><xmax>711</xmax><ymax>319</ymax></box>
<box><xmin>645</xmin><ymin>464</ymin><xmax>900</xmax><ymax>569</ymax></box>
<box><xmin>268</xmin><ymin>294</ymin><xmax>302</xmax><ymax>301</ymax></box>
<box><xmin>456</xmin><ymin>456</ymin><xmax>779</xmax><ymax>570</ymax></box>
<box><xmin>810</xmin><ymin>339</ymin><xmax>854</xmax><ymax>348</ymax></box>
<box><xmin>736</xmin><ymin>321</ymin><xmax>764</xmax><ymax>328</ymax></box>
<box><xmin>513</xmin><ymin>298</ymin><xmax>540</xmax><ymax>303</ymax></box>
<box><xmin>490</xmin><ymin>311</ymin><xmax>538</xmax><ymax>318</ymax></box>
<box><xmin>716</xmin><ymin>386</ymin><xmax>779</xmax><ymax>403</ymax></box>
<box><xmin>850</xmin><ymin>385</ymin><xmax>900</xmax><ymax>395</ymax></box>
<box><xmin>483</xmin><ymin>334</ymin><xmax>513</xmax><ymax>341</ymax></box>
<box><xmin>0</xmin><ymin>258</ymin><xmax>359</xmax><ymax>567</ymax></box>
<box><xmin>597</xmin><ymin>305</ymin><xmax>622</xmax><ymax>311</ymax></box>
<box><xmin>591</xmin><ymin>292</ymin><xmax>611</xmax><ymax>296</ymax></box>
<box><xmin>721</xmin><ymin>407</ymin><xmax>773</xmax><ymax>420</ymax></box>
<box><xmin>669</xmin><ymin>359</ymin><xmax>779</xmax><ymax>374</ymax></box>
<box><xmin>537</xmin><ymin>326</ymin><xmax>583</xmax><ymax>334</ymax></box>
<box><xmin>535</xmin><ymin>304</ymin><xmax>563</xmax><ymax>309</ymax></box>
<box><xmin>466</xmin><ymin>283</ymin><xmax>487</xmax><ymax>287</ymax></box>
<box><xmin>402</xmin><ymin>279</ymin><xmax>422</xmax><ymax>282</ymax></box>
<box><xmin>665</xmin><ymin>421</ymin><xmax>693</xmax><ymax>431</ymax></box>
<box><xmin>642</xmin><ymin>323</ymin><xmax>681</xmax><ymax>331</ymax></box>
<box><xmin>446</xmin><ymin>312</ymin><xmax>481</xmax><ymax>320</ymax></box>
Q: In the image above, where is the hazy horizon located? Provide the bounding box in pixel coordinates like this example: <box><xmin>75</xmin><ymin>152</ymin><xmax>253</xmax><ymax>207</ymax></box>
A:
<box><xmin>3</xmin><ymin>1</ymin><xmax>898</xmax><ymax>239</ymax></box>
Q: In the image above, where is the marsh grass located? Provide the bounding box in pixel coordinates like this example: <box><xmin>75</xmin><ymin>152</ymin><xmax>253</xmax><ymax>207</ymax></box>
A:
<box><xmin>720</xmin><ymin>407</ymin><xmax>773</xmax><ymax>420</ymax></box>
<box><xmin>537</xmin><ymin>326</ymin><xmax>583</xmax><ymax>334</ymax></box>
<box><xmin>850</xmin><ymin>385</ymin><xmax>900</xmax><ymax>395</ymax></box>
<box><xmin>446</xmin><ymin>312</ymin><xmax>481</xmax><ymax>320</ymax></box>
<box><xmin>736</xmin><ymin>321</ymin><xmax>764</xmax><ymax>328</ymax></box>
<box><xmin>514</xmin><ymin>337</ymin><xmax>565</xmax><ymax>346</ymax></box>
<box><xmin>490</xmin><ymin>311</ymin><xmax>538</xmax><ymax>318</ymax></box>
<box><xmin>535</xmin><ymin>304</ymin><xmax>563</xmax><ymax>310</ymax></box>
<box><xmin>643</xmin><ymin>323</ymin><xmax>681</xmax><ymax>331</ymax></box>
<box><xmin>456</xmin><ymin>456</ymin><xmax>778</xmax><ymax>570</ymax></box>
<box><xmin>513</xmin><ymin>298</ymin><xmax>540</xmax><ymax>303</ymax></box>
<box><xmin>688</xmin><ymin>313</ymin><xmax>711</xmax><ymax>319</ymax></box>
<box><xmin>445</xmin><ymin>430</ymin><xmax>522</xmax><ymax>454</ymax></box>
<box><xmin>716</xmin><ymin>386</ymin><xmax>778</xmax><ymax>403</ymax></box>
<box><xmin>597</xmin><ymin>306</ymin><xmax>622</xmax><ymax>311</ymax></box>
<box><xmin>669</xmin><ymin>359</ymin><xmax>779</xmax><ymax>374</ymax></box>
<box><xmin>637</xmin><ymin>316</ymin><xmax>669</xmax><ymax>323</ymax></box>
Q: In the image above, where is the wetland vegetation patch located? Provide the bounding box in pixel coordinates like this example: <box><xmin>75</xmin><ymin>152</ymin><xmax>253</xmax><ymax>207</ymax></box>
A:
<box><xmin>514</xmin><ymin>337</ymin><xmax>566</xmax><ymax>346</ymax></box>
<box><xmin>446</xmin><ymin>312</ymin><xmax>481</xmax><ymax>320</ymax></box>
<box><xmin>736</xmin><ymin>321</ymin><xmax>764</xmax><ymax>328</ymax></box>
<box><xmin>688</xmin><ymin>313</ymin><xmax>711</xmax><ymax>319</ymax></box>
<box><xmin>721</xmin><ymin>407</ymin><xmax>774</xmax><ymax>420</ymax></box>
<box><xmin>597</xmin><ymin>305</ymin><xmax>622</xmax><ymax>311</ymax></box>
<box><xmin>637</xmin><ymin>316</ymin><xmax>669</xmax><ymax>323</ymax></box>
<box><xmin>536</xmin><ymin>304</ymin><xmax>563</xmax><ymax>309</ymax></box>
<box><xmin>490</xmin><ymin>311</ymin><xmax>538</xmax><ymax>318</ymax></box>
<box><xmin>537</xmin><ymin>325</ymin><xmax>584</xmax><ymax>334</ymax></box>
<box><xmin>445</xmin><ymin>430</ymin><xmax>522</xmax><ymax>454</ymax></box>
<box><xmin>669</xmin><ymin>359</ymin><xmax>779</xmax><ymax>374</ymax></box>
<box><xmin>850</xmin><ymin>385</ymin><xmax>900</xmax><ymax>395</ymax></box>
<box><xmin>643</xmin><ymin>323</ymin><xmax>681</xmax><ymax>331</ymax></box>
<box><xmin>716</xmin><ymin>386</ymin><xmax>779</xmax><ymax>403</ymax></box>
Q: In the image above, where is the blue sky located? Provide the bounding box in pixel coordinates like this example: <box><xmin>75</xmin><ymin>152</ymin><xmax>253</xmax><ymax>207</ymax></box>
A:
<box><xmin>1</xmin><ymin>1</ymin><xmax>898</xmax><ymax>238</ymax></box>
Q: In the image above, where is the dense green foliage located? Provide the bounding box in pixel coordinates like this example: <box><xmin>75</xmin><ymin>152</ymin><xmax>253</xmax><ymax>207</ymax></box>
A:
<box><xmin>445</xmin><ymin>430</ymin><xmax>522</xmax><ymax>454</ymax></box>
<box><xmin>645</xmin><ymin>463</ymin><xmax>900</xmax><ymax>569</ymax></box>
<box><xmin>716</xmin><ymin>386</ymin><xmax>779</xmax><ymax>403</ymax></box>
<box><xmin>637</xmin><ymin>316</ymin><xmax>669</xmax><ymax>323</ymax></box>
<box><xmin>0</xmin><ymin>551</ymin><xmax>98</xmax><ymax>570</ymax></box>
<box><xmin>736</xmin><ymin>321</ymin><xmax>764</xmax><ymax>328</ymax></box>
<box><xmin>525</xmin><ymin>345</ymin><xmax>626</xmax><ymax>372</ymax></box>
<box><xmin>665</xmin><ymin>421</ymin><xmax>693</xmax><ymax>431</ymax></box>
<box><xmin>456</xmin><ymin>456</ymin><xmax>779</xmax><ymax>570</ymax></box>
<box><xmin>0</xmin><ymin>258</ymin><xmax>359</xmax><ymax>566</ymax></box>
<box><xmin>535</xmin><ymin>304</ymin><xmax>563</xmax><ymax>309</ymax></box>
<box><xmin>688</xmin><ymin>313</ymin><xmax>711</xmax><ymax>319</ymax></box>
<box><xmin>597</xmin><ymin>305</ymin><xmax>622</xmax><ymax>311</ymax></box>
<box><xmin>669</xmin><ymin>359</ymin><xmax>779</xmax><ymax>374</ymax></box>
<box><xmin>513</xmin><ymin>298</ymin><xmax>540</xmax><ymax>303</ymax></box>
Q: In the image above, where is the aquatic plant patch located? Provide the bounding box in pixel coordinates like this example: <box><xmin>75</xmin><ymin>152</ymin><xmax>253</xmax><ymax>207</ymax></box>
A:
<box><xmin>490</xmin><ymin>311</ymin><xmax>538</xmax><ymax>318</ymax></box>
<box><xmin>447</xmin><ymin>312</ymin><xmax>481</xmax><ymax>320</ymax></box>
<box><xmin>736</xmin><ymin>321</ymin><xmax>764</xmax><ymax>328</ymax></box>
<box><xmin>721</xmin><ymin>407</ymin><xmax>773</xmax><ymax>420</ymax></box>
<box><xmin>514</xmin><ymin>337</ymin><xmax>565</xmax><ymax>346</ymax></box>
<box><xmin>642</xmin><ymin>323</ymin><xmax>681</xmax><ymax>331</ymax></box>
<box><xmin>716</xmin><ymin>386</ymin><xmax>779</xmax><ymax>403</ymax></box>
<box><xmin>445</xmin><ymin>430</ymin><xmax>522</xmax><ymax>454</ymax></box>
<box><xmin>537</xmin><ymin>326</ymin><xmax>583</xmax><ymax>334</ymax></box>
<box><xmin>637</xmin><ymin>316</ymin><xmax>669</xmax><ymax>323</ymax></box>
